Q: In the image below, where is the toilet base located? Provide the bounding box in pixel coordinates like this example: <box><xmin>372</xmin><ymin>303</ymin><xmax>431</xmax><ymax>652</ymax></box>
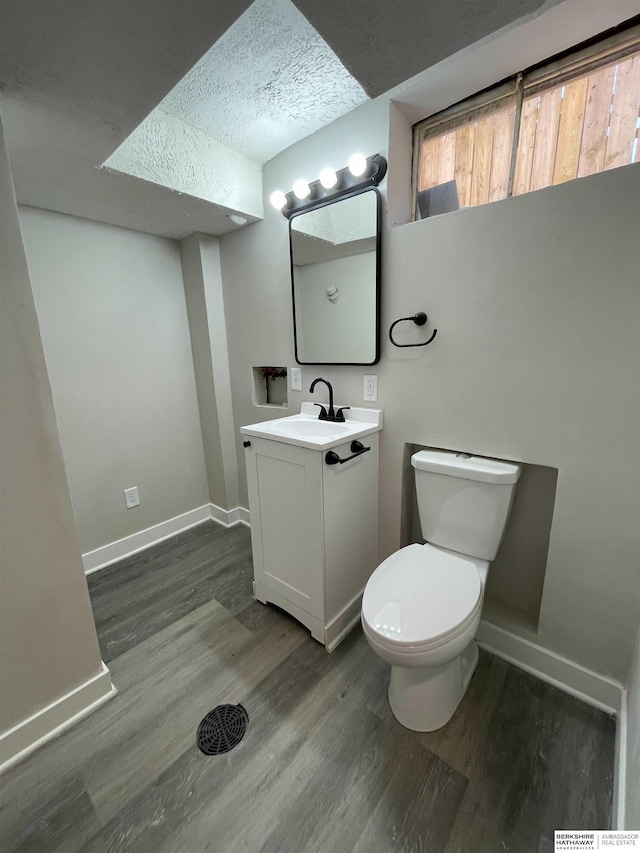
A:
<box><xmin>388</xmin><ymin>640</ymin><xmax>479</xmax><ymax>732</ymax></box>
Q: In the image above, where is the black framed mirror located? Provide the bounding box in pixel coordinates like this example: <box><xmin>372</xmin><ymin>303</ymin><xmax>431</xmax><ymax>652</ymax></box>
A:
<box><xmin>290</xmin><ymin>187</ymin><xmax>381</xmax><ymax>365</ymax></box>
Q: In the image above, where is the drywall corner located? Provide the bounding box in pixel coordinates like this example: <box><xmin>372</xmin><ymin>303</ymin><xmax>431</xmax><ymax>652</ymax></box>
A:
<box><xmin>1</xmin><ymin>112</ymin><xmax>107</xmax><ymax>762</ymax></box>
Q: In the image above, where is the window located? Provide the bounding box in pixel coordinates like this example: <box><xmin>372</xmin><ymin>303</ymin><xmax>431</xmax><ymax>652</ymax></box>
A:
<box><xmin>413</xmin><ymin>24</ymin><xmax>640</xmax><ymax>218</ymax></box>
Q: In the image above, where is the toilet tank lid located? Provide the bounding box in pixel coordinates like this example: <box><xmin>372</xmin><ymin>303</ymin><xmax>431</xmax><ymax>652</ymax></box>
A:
<box><xmin>411</xmin><ymin>450</ymin><xmax>522</xmax><ymax>484</ymax></box>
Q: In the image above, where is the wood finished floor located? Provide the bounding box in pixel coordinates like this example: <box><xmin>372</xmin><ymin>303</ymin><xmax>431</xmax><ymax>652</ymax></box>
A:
<box><xmin>0</xmin><ymin>521</ymin><xmax>615</xmax><ymax>852</ymax></box>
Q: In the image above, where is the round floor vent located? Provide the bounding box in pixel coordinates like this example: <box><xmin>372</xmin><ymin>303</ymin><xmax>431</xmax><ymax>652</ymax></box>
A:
<box><xmin>196</xmin><ymin>704</ymin><xmax>249</xmax><ymax>755</ymax></box>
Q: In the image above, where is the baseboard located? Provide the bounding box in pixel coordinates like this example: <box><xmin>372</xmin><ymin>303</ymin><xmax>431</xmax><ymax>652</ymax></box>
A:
<box><xmin>613</xmin><ymin>687</ymin><xmax>628</xmax><ymax>829</ymax></box>
<box><xmin>325</xmin><ymin>591</ymin><xmax>364</xmax><ymax>652</ymax></box>
<box><xmin>476</xmin><ymin>620</ymin><xmax>623</xmax><ymax>715</ymax></box>
<box><xmin>83</xmin><ymin>503</ymin><xmax>251</xmax><ymax>574</ymax></box>
<box><xmin>211</xmin><ymin>504</ymin><xmax>251</xmax><ymax>529</ymax></box>
<box><xmin>0</xmin><ymin>662</ymin><xmax>115</xmax><ymax>774</ymax></box>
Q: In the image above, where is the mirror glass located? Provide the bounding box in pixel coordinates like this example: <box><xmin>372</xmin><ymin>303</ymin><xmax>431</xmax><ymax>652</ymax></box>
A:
<box><xmin>290</xmin><ymin>188</ymin><xmax>380</xmax><ymax>364</ymax></box>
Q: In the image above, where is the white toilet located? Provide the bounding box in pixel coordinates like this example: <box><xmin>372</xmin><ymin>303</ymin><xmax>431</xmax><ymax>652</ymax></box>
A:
<box><xmin>362</xmin><ymin>449</ymin><xmax>521</xmax><ymax>732</ymax></box>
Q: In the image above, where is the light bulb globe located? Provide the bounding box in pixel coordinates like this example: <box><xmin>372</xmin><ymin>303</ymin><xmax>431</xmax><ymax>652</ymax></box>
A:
<box><xmin>270</xmin><ymin>190</ymin><xmax>287</xmax><ymax>210</ymax></box>
<box><xmin>319</xmin><ymin>168</ymin><xmax>338</xmax><ymax>189</ymax></box>
<box><xmin>348</xmin><ymin>153</ymin><xmax>367</xmax><ymax>177</ymax></box>
<box><xmin>292</xmin><ymin>179</ymin><xmax>311</xmax><ymax>200</ymax></box>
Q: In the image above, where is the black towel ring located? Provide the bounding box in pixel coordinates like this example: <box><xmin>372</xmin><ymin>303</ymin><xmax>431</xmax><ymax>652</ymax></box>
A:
<box><xmin>389</xmin><ymin>312</ymin><xmax>438</xmax><ymax>348</ymax></box>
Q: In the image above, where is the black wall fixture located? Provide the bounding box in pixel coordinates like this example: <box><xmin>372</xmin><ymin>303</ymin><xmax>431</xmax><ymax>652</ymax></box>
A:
<box><xmin>279</xmin><ymin>154</ymin><xmax>387</xmax><ymax>219</ymax></box>
<box><xmin>389</xmin><ymin>312</ymin><xmax>438</xmax><ymax>348</ymax></box>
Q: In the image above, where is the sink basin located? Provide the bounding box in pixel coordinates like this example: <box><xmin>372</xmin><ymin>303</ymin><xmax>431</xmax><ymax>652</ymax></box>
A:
<box><xmin>241</xmin><ymin>403</ymin><xmax>383</xmax><ymax>451</ymax></box>
<box><xmin>277</xmin><ymin>420</ymin><xmax>351</xmax><ymax>439</ymax></box>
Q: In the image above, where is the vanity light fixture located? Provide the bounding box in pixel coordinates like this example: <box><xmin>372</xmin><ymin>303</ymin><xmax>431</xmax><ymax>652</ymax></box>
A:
<box><xmin>275</xmin><ymin>153</ymin><xmax>388</xmax><ymax>219</ymax></box>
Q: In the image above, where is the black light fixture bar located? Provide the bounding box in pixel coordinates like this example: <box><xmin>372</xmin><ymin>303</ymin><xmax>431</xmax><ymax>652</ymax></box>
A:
<box><xmin>281</xmin><ymin>154</ymin><xmax>387</xmax><ymax>219</ymax></box>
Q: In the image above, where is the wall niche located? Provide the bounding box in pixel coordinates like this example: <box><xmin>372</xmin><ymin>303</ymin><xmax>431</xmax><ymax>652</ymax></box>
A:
<box><xmin>252</xmin><ymin>366</ymin><xmax>287</xmax><ymax>408</ymax></box>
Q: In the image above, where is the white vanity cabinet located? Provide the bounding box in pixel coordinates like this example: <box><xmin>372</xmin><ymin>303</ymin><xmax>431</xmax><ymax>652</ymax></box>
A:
<box><xmin>242</xmin><ymin>412</ymin><xmax>380</xmax><ymax>651</ymax></box>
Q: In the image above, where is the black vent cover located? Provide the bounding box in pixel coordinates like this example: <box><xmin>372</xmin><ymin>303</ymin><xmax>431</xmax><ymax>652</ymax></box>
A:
<box><xmin>197</xmin><ymin>704</ymin><xmax>249</xmax><ymax>755</ymax></box>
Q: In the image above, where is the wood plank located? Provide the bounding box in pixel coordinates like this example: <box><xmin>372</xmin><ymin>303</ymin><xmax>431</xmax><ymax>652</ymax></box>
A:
<box><xmin>437</xmin><ymin>130</ymin><xmax>457</xmax><ymax>185</ymax></box>
<box><xmin>114</xmin><ymin>637</ymin><xmax>377</xmax><ymax>853</ymax></box>
<box><xmin>443</xmin><ymin>665</ymin><xmax>615</xmax><ymax>852</ymax></box>
<box><xmin>418</xmin><ymin>133</ymin><xmax>440</xmax><ymax>191</ymax></box>
<box><xmin>352</xmin><ymin>734</ymin><xmax>468</xmax><ymax>853</ymax></box>
<box><xmin>257</xmin><ymin>705</ymin><xmax>402</xmax><ymax>853</ymax></box>
<box><xmin>470</xmin><ymin>114</ymin><xmax>494</xmax><ymax>206</ymax></box>
<box><xmin>87</xmin><ymin>521</ymin><xmax>253</xmax><ymax>662</ymax></box>
<box><xmin>418</xmin><ymin>649</ymin><xmax>509</xmax><ymax>779</ymax></box>
<box><xmin>454</xmin><ymin>123</ymin><xmax>475</xmax><ymax>207</ymax></box>
<box><xmin>553</xmin><ymin>77</ymin><xmax>589</xmax><ymax>185</ymax></box>
<box><xmin>0</xmin><ymin>599</ymin><xmax>244</xmax><ymax>846</ymax></box>
<box><xmin>488</xmin><ymin>106</ymin><xmax>515</xmax><ymax>202</ymax></box>
<box><xmin>604</xmin><ymin>55</ymin><xmax>640</xmax><ymax>170</ymax></box>
<box><xmin>525</xmin><ymin>685</ymin><xmax>617</xmax><ymax>848</ymax></box>
<box><xmin>513</xmin><ymin>95</ymin><xmax>539</xmax><ymax>195</ymax></box>
<box><xmin>85</xmin><ymin>605</ymin><xmax>307</xmax><ymax>824</ymax></box>
<box><xmin>531</xmin><ymin>87</ymin><xmax>562</xmax><ymax>191</ymax></box>
<box><xmin>0</xmin><ymin>775</ymin><xmax>101</xmax><ymax>853</ymax></box>
<box><xmin>577</xmin><ymin>64</ymin><xmax>616</xmax><ymax>177</ymax></box>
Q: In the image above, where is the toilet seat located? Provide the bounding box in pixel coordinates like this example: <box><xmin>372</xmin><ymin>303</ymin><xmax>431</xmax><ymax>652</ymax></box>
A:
<box><xmin>362</xmin><ymin>544</ymin><xmax>482</xmax><ymax>649</ymax></box>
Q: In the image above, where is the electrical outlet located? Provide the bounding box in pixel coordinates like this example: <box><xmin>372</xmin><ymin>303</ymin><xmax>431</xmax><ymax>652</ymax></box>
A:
<box><xmin>363</xmin><ymin>374</ymin><xmax>378</xmax><ymax>402</ymax></box>
<box><xmin>290</xmin><ymin>367</ymin><xmax>302</xmax><ymax>391</ymax></box>
<box><xmin>124</xmin><ymin>486</ymin><xmax>140</xmax><ymax>509</ymax></box>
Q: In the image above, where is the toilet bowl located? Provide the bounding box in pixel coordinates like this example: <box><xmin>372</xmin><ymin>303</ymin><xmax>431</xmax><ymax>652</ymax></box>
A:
<box><xmin>361</xmin><ymin>449</ymin><xmax>521</xmax><ymax>732</ymax></box>
<box><xmin>362</xmin><ymin>543</ymin><xmax>488</xmax><ymax>731</ymax></box>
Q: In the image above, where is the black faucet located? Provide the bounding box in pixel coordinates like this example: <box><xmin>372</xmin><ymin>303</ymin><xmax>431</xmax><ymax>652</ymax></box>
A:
<box><xmin>309</xmin><ymin>378</ymin><xmax>350</xmax><ymax>422</ymax></box>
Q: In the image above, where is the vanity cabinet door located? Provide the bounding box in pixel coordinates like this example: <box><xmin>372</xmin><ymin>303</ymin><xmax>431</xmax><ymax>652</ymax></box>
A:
<box><xmin>322</xmin><ymin>433</ymin><xmax>379</xmax><ymax>629</ymax></box>
<box><xmin>245</xmin><ymin>437</ymin><xmax>324</xmax><ymax>619</ymax></box>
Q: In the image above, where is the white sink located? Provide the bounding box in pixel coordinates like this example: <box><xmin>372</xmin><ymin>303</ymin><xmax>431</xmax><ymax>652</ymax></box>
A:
<box><xmin>241</xmin><ymin>403</ymin><xmax>383</xmax><ymax>450</ymax></box>
<box><xmin>277</xmin><ymin>420</ymin><xmax>351</xmax><ymax>439</ymax></box>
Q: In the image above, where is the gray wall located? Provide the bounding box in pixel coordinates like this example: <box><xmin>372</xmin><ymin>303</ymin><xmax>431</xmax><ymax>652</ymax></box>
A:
<box><xmin>220</xmin><ymin>99</ymin><xmax>640</xmax><ymax>681</ymax></box>
<box><xmin>626</xmin><ymin>621</ymin><xmax>640</xmax><ymax>829</ymax></box>
<box><xmin>0</xmin><ymin>119</ymin><xmax>104</xmax><ymax>734</ymax></box>
<box><xmin>19</xmin><ymin>207</ymin><xmax>209</xmax><ymax>554</ymax></box>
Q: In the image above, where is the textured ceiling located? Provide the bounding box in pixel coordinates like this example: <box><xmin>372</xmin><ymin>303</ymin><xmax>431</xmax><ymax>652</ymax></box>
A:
<box><xmin>160</xmin><ymin>0</ymin><xmax>367</xmax><ymax>163</ymax></box>
<box><xmin>294</xmin><ymin>0</ymin><xmax>550</xmax><ymax>98</ymax></box>
<box><xmin>102</xmin><ymin>0</ymin><xmax>367</xmax><ymax>213</ymax></box>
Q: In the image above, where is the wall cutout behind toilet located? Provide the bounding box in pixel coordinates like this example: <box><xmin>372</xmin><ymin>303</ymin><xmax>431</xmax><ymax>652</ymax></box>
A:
<box><xmin>402</xmin><ymin>444</ymin><xmax>558</xmax><ymax>637</ymax></box>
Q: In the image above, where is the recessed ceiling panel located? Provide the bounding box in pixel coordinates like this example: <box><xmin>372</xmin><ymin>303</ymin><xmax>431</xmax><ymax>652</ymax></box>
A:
<box><xmin>159</xmin><ymin>0</ymin><xmax>368</xmax><ymax>163</ymax></box>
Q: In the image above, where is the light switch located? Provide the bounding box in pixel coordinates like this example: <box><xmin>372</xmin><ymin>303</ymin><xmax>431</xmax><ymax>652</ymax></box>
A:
<box><xmin>290</xmin><ymin>367</ymin><xmax>302</xmax><ymax>391</ymax></box>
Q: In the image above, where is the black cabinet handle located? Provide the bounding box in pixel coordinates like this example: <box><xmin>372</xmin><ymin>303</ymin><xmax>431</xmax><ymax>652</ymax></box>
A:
<box><xmin>243</xmin><ymin>440</ymin><xmax>251</xmax><ymax>448</ymax></box>
<box><xmin>325</xmin><ymin>440</ymin><xmax>370</xmax><ymax>466</ymax></box>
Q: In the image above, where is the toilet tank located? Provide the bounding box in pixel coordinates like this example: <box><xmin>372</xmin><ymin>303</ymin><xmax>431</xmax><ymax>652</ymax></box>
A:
<box><xmin>411</xmin><ymin>450</ymin><xmax>522</xmax><ymax>561</ymax></box>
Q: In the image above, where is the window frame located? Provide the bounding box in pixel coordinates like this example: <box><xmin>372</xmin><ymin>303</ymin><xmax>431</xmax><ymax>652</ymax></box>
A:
<box><xmin>411</xmin><ymin>20</ymin><xmax>640</xmax><ymax>219</ymax></box>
